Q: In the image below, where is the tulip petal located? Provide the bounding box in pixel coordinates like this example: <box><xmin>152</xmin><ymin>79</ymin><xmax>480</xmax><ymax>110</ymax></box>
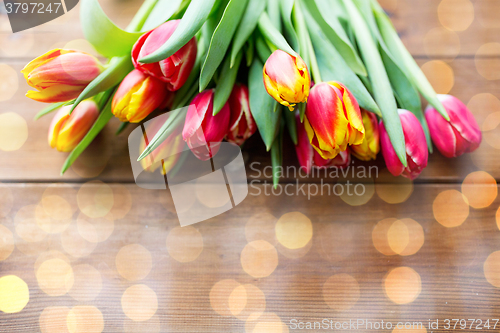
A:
<box><xmin>26</xmin><ymin>84</ymin><xmax>86</xmax><ymax>103</ymax></box>
<box><xmin>295</xmin><ymin>113</ymin><xmax>314</xmax><ymax>174</ymax></box>
<box><xmin>379</xmin><ymin>120</ymin><xmax>405</xmax><ymax>177</ymax></box>
<box><xmin>48</xmin><ymin>106</ymin><xmax>70</xmax><ymax>149</ymax></box>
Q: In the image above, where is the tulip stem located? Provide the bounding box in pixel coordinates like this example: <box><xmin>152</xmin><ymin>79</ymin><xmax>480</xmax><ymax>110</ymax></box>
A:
<box><xmin>294</xmin><ymin>0</ymin><xmax>322</xmax><ymax>83</ymax></box>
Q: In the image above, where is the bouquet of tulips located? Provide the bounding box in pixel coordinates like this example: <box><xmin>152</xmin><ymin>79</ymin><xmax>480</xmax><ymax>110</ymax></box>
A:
<box><xmin>22</xmin><ymin>0</ymin><xmax>482</xmax><ymax>183</ymax></box>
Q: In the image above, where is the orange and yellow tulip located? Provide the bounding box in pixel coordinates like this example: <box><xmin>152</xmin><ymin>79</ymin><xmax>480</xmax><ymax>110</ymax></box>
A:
<box><xmin>304</xmin><ymin>82</ymin><xmax>365</xmax><ymax>160</ymax></box>
<box><xmin>263</xmin><ymin>50</ymin><xmax>310</xmax><ymax>111</ymax></box>
<box><xmin>351</xmin><ymin>109</ymin><xmax>380</xmax><ymax>161</ymax></box>
<box><xmin>111</xmin><ymin>69</ymin><xmax>171</xmax><ymax>123</ymax></box>
<box><xmin>48</xmin><ymin>100</ymin><xmax>99</xmax><ymax>152</ymax></box>
<box><xmin>22</xmin><ymin>49</ymin><xmax>103</xmax><ymax>103</ymax></box>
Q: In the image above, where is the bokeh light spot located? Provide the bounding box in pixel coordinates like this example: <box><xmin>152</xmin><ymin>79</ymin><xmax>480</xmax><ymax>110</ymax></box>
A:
<box><xmin>0</xmin><ymin>225</ymin><xmax>14</xmax><ymax>261</ymax></box>
<box><xmin>461</xmin><ymin>171</ymin><xmax>498</xmax><ymax>209</ymax></box>
<box><xmin>116</xmin><ymin>244</ymin><xmax>152</xmax><ymax>281</ymax></box>
<box><xmin>0</xmin><ymin>64</ymin><xmax>18</xmax><ymax>102</ymax></box>
<box><xmin>67</xmin><ymin>306</ymin><xmax>104</xmax><ymax>333</ymax></box>
<box><xmin>438</xmin><ymin>0</ymin><xmax>474</xmax><ymax>31</ymax></box>
<box><xmin>121</xmin><ymin>284</ymin><xmax>158</xmax><ymax>322</ymax></box>
<box><xmin>475</xmin><ymin>43</ymin><xmax>500</xmax><ymax>81</ymax></box>
<box><xmin>245</xmin><ymin>212</ymin><xmax>277</xmax><ymax>245</ymax></box>
<box><xmin>210</xmin><ymin>279</ymin><xmax>242</xmax><ymax>317</ymax></box>
<box><xmin>166</xmin><ymin>226</ymin><xmax>203</xmax><ymax>263</ymax></box>
<box><xmin>0</xmin><ymin>112</ymin><xmax>28</xmax><ymax>151</ymax></box>
<box><xmin>384</xmin><ymin>267</ymin><xmax>421</xmax><ymax>304</ymax></box>
<box><xmin>69</xmin><ymin>264</ymin><xmax>102</xmax><ymax>302</ymax></box>
<box><xmin>420</xmin><ymin>61</ymin><xmax>454</xmax><ymax>94</ymax></box>
<box><xmin>433</xmin><ymin>190</ymin><xmax>469</xmax><ymax>227</ymax></box>
<box><xmin>39</xmin><ymin>306</ymin><xmax>70</xmax><ymax>333</ymax></box>
<box><xmin>484</xmin><ymin>251</ymin><xmax>500</xmax><ymax>288</ymax></box>
<box><xmin>241</xmin><ymin>240</ymin><xmax>278</xmax><ymax>278</ymax></box>
<box><xmin>36</xmin><ymin>258</ymin><xmax>74</xmax><ymax>296</ymax></box>
<box><xmin>275</xmin><ymin>212</ymin><xmax>312</xmax><ymax>249</ymax></box>
<box><xmin>0</xmin><ymin>275</ymin><xmax>29</xmax><ymax>313</ymax></box>
<box><xmin>77</xmin><ymin>181</ymin><xmax>114</xmax><ymax>219</ymax></box>
<box><xmin>323</xmin><ymin>274</ymin><xmax>360</xmax><ymax>312</ymax></box>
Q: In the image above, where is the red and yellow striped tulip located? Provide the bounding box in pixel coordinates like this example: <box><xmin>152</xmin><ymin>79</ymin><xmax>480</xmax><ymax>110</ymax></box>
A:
<box><xmin>351</xmin><ymin>109</ymin><xmax>380</xmax><ymax>161</ymax></box>
<box><xmin>263</xmin><ymin>50</ymin><xmax>310</xmax><ymax>111</ymax></box>
<box><xmin>304</xmin><ymin>82</ymin><xmax>365</xmax><ymax>160</ymax></box>
<box><xmin>133</xmin><ymin>20</ymin><xmax>197</xmax><ymax>92</ymax></box>
<box><xmin>112</xmin><ymin>69</ymin><xmax>171</xmax><ymax>123</ymax></box>
<box><xmin>22</xmin><ymin>49</ymin><xmax>103</xmax><ymax>103</ymax></box>
<box><xmin>226</xmin><ymin>84</ymin><xmax>256</xmax><ymax>146</ymax></box>
<box><xmin>48</xmin><ymin>100</ymin><xmax>99</xmax><ymax>152</ymax></box>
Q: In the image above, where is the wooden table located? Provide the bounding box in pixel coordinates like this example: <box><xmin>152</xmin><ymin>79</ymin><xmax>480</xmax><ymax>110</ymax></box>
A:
<box><xmin>1</xmin><ymin>0</ymin><xmax>500</xmax><ymax>332</ymax></box>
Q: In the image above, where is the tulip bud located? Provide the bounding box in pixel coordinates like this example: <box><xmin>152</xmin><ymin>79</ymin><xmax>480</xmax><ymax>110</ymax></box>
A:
<box><xmin>263</xmin><ymin>50</ymin><xmax>310</xmax><ymax>111</ymax></box>
<box><xmin>48</xmin><ymin>100</ymin><xmax>99</xmax><ymax>152</ymax></box>
<box><xmin>351</xmin><ymin>110</ymin><xmax>380</xmax><ymax>161</ymax></box>
<box><xmin>132</xmin><ymin>20</ymin><xmax>197</xmax><ymax>91</ymax></box>
<box><xmin>225</xmin><ymin>84</ymin><xmax>257</xmax><ymax>146</ymax></box>
<box><xmin>295</xmin><ymin>113</ymin><xmax>350</xmax><ymax>174</ymax></box>
<box><xmin>304</xmin><ymin>81</ymin><xmax>365</xmax><ymax>160</ymax></box>
<box><xmin>182</xmin><ymin>90</ymin><xmax>230</xmax><ymax>161</ymax></box>
<box><xmin>379</xmin><ymin>109</ymin><xmax>428</xmax><ymax>180</ymax></box>
<box><xmin>425</xmin><ymin>94</ymin><xmax>482</xmax><ymax>158</ymax></box>
<box><xmin>140</xmin><ymin>117</ymin><xmax>185</xmax><ymax>175</ymax></box>
<box><xmin>22</xmin><ymin>49</ymin><xmax>104</xmax><ymax>103</ymax></box>
<box><xmin>112</xmin><ymin>69</ymin><xmax>170</xmax><ymax>123</ymax></box>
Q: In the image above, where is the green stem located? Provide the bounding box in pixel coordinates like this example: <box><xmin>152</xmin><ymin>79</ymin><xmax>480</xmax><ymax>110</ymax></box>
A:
<box><xmin>126</xmin><ymin>0</ymin><xmax>159</xmax><ymax>32</ymax></box>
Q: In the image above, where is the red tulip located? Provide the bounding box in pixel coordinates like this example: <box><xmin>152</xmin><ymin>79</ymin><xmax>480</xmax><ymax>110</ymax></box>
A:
<box><xmin>226</xmin><ymin>84</ymin><xmax>256</xmax><ymax>146</ymax></box>
<box><xmin>304</xmin><ymin>82</ymin><xmax>365</xmax><ymax>160</ymax></box>
<box><xmin>379</xmin><ymin>109</ymin><xmax>428</xmax><ymax>180</ymax></box>
<box><xmin>295</xmin><ymin>113</ymin><xmax>351</xmax><ymax>174</ymax></box>
<box><xmin>425</xmin><ymin>94</ymin><xmax>482</xmax><ymax>158</ymax></box>
<box><xmin>182</xmin><ymin>90</ymin><xmax>230</xmax><ymax>161</ymax></box>
<box><xmin>112</xmin><ymin>69</ymin><xmax>171</xmax><ymax>123</ymax></box>
<box><xmin>351</xmin><ymin>109</ymin><xmax>380</xmax><ymax>161</ymax></box>
<box><xmin>132</xmin><ymin>20</ymin><xmax>197</xmax><ymax>91</ymax></box>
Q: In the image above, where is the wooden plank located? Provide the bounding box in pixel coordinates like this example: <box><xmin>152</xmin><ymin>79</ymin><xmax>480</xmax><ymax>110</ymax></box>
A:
<box><xmin>0</xmin><ymin>183</ymin><xmax>498</xmax><ymax>331</ymax></box>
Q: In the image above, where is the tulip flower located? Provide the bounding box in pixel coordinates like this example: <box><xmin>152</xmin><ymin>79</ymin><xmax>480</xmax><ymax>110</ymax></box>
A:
<box><xmin>351</xmin><ymin>110</ymin><xmax>380</xmax><ymax>161</ymax></box>
<box><xmin>132</xmin><ymin>20</ymin><xmax>197</xmax><ymax>91</ymax></box>
<box><xmin>48</xmin><ymin>100</ymin><xmax>99</xmax><ymax>152</ymax></box>
<box><xmin>225</xmin><ymin>84</ymin><xmax>257</xmax><ymax>146</ymax></box>
<box><xmin>22</xmin><ymin>49</ymin><xmax>104</xmax><ymax>103</ymax></box>
<box><xmin>182</xmin><ymin>90</ymin><xmax>230</xmax><ymax>161</ymax></box>
<box><xmin>425</xmin><ymin>94</ymin><xmax>482</xmax><ymax>158</ymax></box>
<box><xmin>303</xmin><ymin>81</ymin><xmax>365</xmax><ymax>160</ymax></box>
<box><xmin>112</xmin><ymin>69</ymin><xmax>170</xmax><ymax>123</ymax></box>
<box><xmin>295</xmin><ymin>113</ymin><xmax>350</xmax><ymax>174</ymax></box>
<box><xmin>379</xmin><ymin>109</ymin><xmax>428</xmax><ymax>180</ymax></box>
<box><xmin>140</xmin><ymin>117</ymin><xmax>185</xmax><ymax>175</ymax></box>
<box><xmin>263</xmin><ymin>50</ymin><xmax>310</xmax><ymax>111</ymax></box>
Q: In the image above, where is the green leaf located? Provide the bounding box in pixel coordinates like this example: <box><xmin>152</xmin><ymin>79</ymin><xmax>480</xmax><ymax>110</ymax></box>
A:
<box><xmin>372</xmin><ymin>0</ymin><xmax>449</xmax><ymax>121</ymax></box>
<box><xmin>244</xmin><ymin>38</ymin><xmax>255</xmax><ymax>67</ymax></box>
<box><xmin>271</xmin><ymin>120</ymin><xmax>284</xmax><ymax>188</ymax></box>
<box><xmin>303</xmin><ymin>6</ymin><xmax>381</xmax><ymax>116</ymax></box>
<box><xmin>298</xmin><ymin>102</ymin><xmax>306</xmax><ymax>122</ymax></box>
<box><xmin>34</xmin><ymin>101</ymin><xmax>68</xmax><ymax>120</ymax></box>
<box><xmin>343</xmin><ymin>0</ymin><xmax>406</xmax><ymax>166</ymax></box>
<box><xmin>249</xmin><ymin>59</ymin><xmax>281</xmax><ymax>150</ymax></box>
<box><xmin>230</xmin><ymin>0</ymin><xmax>266</xmax><ymax>68</ymax></box>
<box><xmin>80</xmin><ymin>0</ymin><xmax>143</xmax><ymax>57</ymax></box>
<box><xmin>255</xmin><ymin>34</ymin><xmax>272</xmax><ymax>62</ymax></box>
<box><xmin>126</xmin><ymin>0</ymin><xmax>159</xmax><ymax>32</ymax></box>
<box><xmin>199</xmin><ymin>0</ymin><xmax>249</xmax><ymax>91</ymax></box>
<box><xmin>267</xmin><ymin>0</ymin><xmax>282</xmax><ymax>32</ymax></box>
<box><xmin>70</xmin><ymin>55</ymin><xmax>133</xmax><ymax>113</ymax></box>
<box><xmin>141</xmin><ymin>0</ymin><xmax>183</xmax><ymax>31</ymax></box>
<box><xmin>354</xmin><ymin>0</ymin><xmax>432</xmax><ymax>152</ymax></box>
<box><xmin>280</xmin><ymin>0</ymin><xmax>300</xmax><ymax>52</ymax></box>
<box><xmin>283</xmin><ymin>107</ymin><xmax>298</xmax><ymax>145</ymax></box>
<box><xmin>257</xmin><ymin>12</ymin><xmax>296</xmax><ymax>56</ymax></box>
<box><xmin>304</xmin><ymin>0</ymin><xmax>367</xmax><ymax>76</ymax></box>
<box><xmin>213</xmin><ymin>53</ymin><xmax>243</xmax><ymax>115</ymax></box>
<box><xmin>137</xmin><ymin>109</ymin><xmax>186</xmax><ymax>161</ymax></box>
<box><xmin>115</xmin><ymin>122</ymin><xmax>129</xmax><ymax>136</ymax></box>
<box><xmin>61</xmin><ymin>95</ymin><xmax>115</xmax><ymax>175</ymax></box>
<box><xmin>139</xmin><ymin>0</ymin><xmax>217</xmax><ymax>64</ymax></box>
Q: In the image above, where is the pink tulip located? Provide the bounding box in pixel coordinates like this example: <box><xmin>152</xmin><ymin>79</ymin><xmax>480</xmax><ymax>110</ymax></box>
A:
<box><xmin>425</xmin><ymin>94</ymin><xmax>482</xmax><ymax>158</ymax></box>
<box><xmin>182</xmin><ymin>90</ymin><xmax>230</xmax><ymax>161</ymax></box>
<box><xmin>379</xmin><ymin>109</ymin><xmax>428</xmax><ymax>180</ymax></box>
<box><xmin>295</xmin><ymin>113</ymin><xmax>351</xmax><ymax>174</ymax></box>
<box><xmin>226</xmin><ymin>84</ymin><xmax>256</xmax><ymax>146</ymax></box>
<box><xmin>132</xmin><ymin>20</ymin><xmax>197</xmax><ymax>91</ymax></box>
